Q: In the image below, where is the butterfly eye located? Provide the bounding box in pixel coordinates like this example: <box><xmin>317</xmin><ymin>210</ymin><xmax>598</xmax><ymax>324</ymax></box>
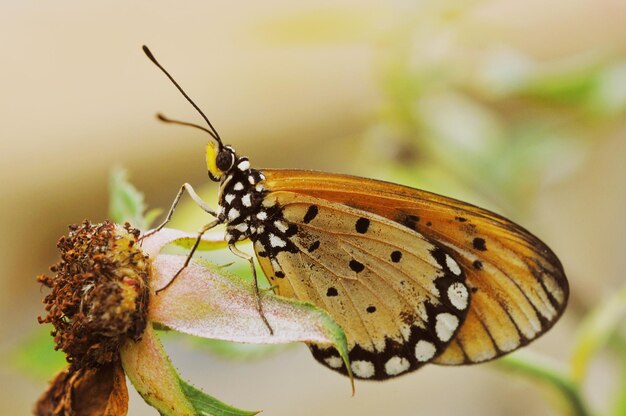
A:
<box><xmin>216</xmin><ymin>149</ymin><xmax>234</xmax><ymax>172</ymax></box>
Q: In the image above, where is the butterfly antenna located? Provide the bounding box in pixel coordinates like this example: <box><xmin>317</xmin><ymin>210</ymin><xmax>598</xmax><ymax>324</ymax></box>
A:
<box><xmin>142</xmin><ymin>45</ymin><xmax>222</xmax><ymax>146</ymax></box>
<box><xmin>156</xmin><ymin>113</ymin><xmax>216</xmax><ymax>136</ymax></box>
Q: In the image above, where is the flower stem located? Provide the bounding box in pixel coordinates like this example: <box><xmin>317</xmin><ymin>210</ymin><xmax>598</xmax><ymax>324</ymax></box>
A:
<box><xmin>497</xmin><ymin>350</ymin><xmax>590</xmax><ymax>416</ymax></box>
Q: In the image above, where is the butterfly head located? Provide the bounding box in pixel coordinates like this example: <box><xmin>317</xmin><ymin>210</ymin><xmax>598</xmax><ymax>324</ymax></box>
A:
<box><xmin>207</xmin><ymin>142</ymin><xmax>237</xmax><ymax>182</ymax></box>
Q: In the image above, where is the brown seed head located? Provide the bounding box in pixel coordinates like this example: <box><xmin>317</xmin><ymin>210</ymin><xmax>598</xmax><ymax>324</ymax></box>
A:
<box><xmin>37</xmin><ymin>221</ymin><xmax>150</xmax><ymax>370</ymax></box>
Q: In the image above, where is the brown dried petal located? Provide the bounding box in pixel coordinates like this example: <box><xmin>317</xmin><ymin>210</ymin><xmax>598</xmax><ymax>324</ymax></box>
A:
<box><xmin>35</xmin><ymin>363</ymin><xmax>128</xmax><ymax>416</ymax></box>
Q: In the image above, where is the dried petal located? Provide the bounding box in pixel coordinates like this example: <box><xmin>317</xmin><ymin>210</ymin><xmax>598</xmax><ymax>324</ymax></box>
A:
<box><xmin>35</xmin><ymin>363</ymin><xmax>128</xmax><ymax>416</ymax></box>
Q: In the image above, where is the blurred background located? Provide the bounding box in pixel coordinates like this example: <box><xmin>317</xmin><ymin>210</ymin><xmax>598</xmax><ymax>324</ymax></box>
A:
<box><xmin>1</xmin><ymin>0</ymin><xmax>625</xmax><ymax>414</ymax></box>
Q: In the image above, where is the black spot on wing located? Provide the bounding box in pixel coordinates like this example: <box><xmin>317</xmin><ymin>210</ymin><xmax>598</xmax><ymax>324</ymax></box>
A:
<box><xmin>399</xmin><ymin>214</ymin><xmax>420</xmax><ymax>230</ymax></box>
<box><xmin>355</xmin><ymin>218</ymin><xmax>370</xmax><ymax>234</ymax></box>
<box><xmin>473</xmin><ymin>260</ymin><xmax>483</xmax><ymax>270</ymax></box>
<box><xmin>473</xmin><ymin>237</ymin><xmax>487</xmax><ymax>251</ymax></box>
<box><xmin>308</xmin><ymin>240</ymin><xmax>320</xmax><ymax>253</ymax></box>
<box><xmin>326</xmin><ymin>287</ymin><xmax>338</xmax><ymax>297</ymax></box>
<box><xmin>390</xmin><ymin>250</ymin><xmax>402</xmax><ymax>263</ymax></box>
<box><xmin>349</xmin><ymin>259</ymin><xmax>365</xmax><ymax>273</ymax></box>
<box><xmin>303</xmin><ymin>205</ymin><xmax>318</xmax><ymax>224</ymax></box>
<box><xmin>366</xmin><ymin>305</ymin><xmax>376</xmax><ymax>313</ymax></box>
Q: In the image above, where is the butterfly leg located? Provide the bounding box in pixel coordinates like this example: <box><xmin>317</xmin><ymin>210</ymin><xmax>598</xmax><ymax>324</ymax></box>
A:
<box><xmin>262</xmin><ymin>284</ymin><xmax>279</xmax><ymax>293</ymax></box>
<box><xmin>155</xmin><ymin>218</ymin><xmax>221</xmax><ymax>294</ymax></box>
<box><xmin>228</xmin><ymin>243</ymin><xmax>274</xmax><ymax>335</ymax></box>
<box><xmin>142</xmin><ymin>183</ymin><xmax>218</xmax><ymax>240</ymax></box>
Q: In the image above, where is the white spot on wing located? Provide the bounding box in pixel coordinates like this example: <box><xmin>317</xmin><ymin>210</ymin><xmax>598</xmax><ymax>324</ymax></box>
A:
<box><xmin>351</xmin><ymin>360</ymin><xmax>375</xmax><ymax>379</ymax></box>
<box><xmin>248</xmin><ymin>175</ymin><xmax>256</xmax><ymax>184</ymax></box>
<box><xmin>324</xmin><ymin>356</ymin><xmax>343</xmax><ymax>369</ymax></box>
<box><xmin>269</xmin><ymin>233</ymin><xmax>286</xmax><ymax>248</ymax></box>
<box><xmin>445</xmin><ymin>254</ymin><xmax>462</xmax><ymax>276</ymax></box>
<box><xmin>237</xmin><ymin>160</ymin><xmax>250</xmax><ymax>171</ymax></box>
<box><xmin>384</xmin><ymin>356</ymin><xmax>410</xmax><ymax>376</ymax></box>
<box><xmin>241</xmin><ymin>194</ymin><xmax>252</xmax><ymax>207</ymax></box>
<box><xmin>233</xmin><ymin>182</ymin><xmax>244</xmax><ymax>191</ymax></box>
<box><xmin>228</xmin><ymin>208</ymin><xmax>240</xmax><ymax>221</ymax></box>
<box><xmin>234</xmin><ymin>223</ymin><xmax>248</xmax><ymax>232</ymax></box>
<box><xmin>274</xmin><ymin>220</ymin><xmax>288</xmax><ymax>232</ymax></box>
<box><xmin>414</xmin><ymin>340</ymin><xmax>437</xmax><ymax>362</ymax></box>
<box><xmin>256</xmin><ymin>211</ymin><xmax>267</xmax><ymax>220</ymax></box>
<box><xmin>435</xmin><ymin>313</ymin><xmax>459</xmax><ymax>342</ymax></box>
<box><xmin>255</xmin><ymin>183</ymin><xmax>264</xmax><ymax>192</ymax></box>
<box><xmin>224</xmin><ymin>194</ymin><xmax>235</xmax><ymax>204</ymax></box>
<box><xmin>447</xmin><ymin>282</ymin><xmax>469</xmax><ymax>310</ymax></box>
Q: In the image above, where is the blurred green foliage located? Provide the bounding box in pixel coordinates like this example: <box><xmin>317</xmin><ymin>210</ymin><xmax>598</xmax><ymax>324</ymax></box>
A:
<box><xmin>7</xmin><ymin>325</ymin><xmax>66</xmax><ymax>381</ymax></box>
<box><xmin>109</xmin><ymin>167</ymin><xmax>162</xmax><ymax>230</ymax></box>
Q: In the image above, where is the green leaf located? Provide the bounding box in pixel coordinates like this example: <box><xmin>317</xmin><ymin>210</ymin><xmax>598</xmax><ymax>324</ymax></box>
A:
<box><xmin>121</xmin><ymin>326</ymin><xmax>257</xmax><ymax>416</ymax></box>
<box><xmin>180</xmin><ymin>379</ymin><xmax>258</xmax><ymax>416</ymax></box>
<box><xmin>109</xmin><ymin>167</ymin><xmax>150</xmax><ymax>229</ymax></box>
<box><xmin>169</xmin><ymin>236</ymin><xmax>229</xmax><ymax>252</ymax></box>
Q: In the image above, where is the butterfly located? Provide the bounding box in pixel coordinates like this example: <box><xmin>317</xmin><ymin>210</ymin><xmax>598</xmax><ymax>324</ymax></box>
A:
<box><xmin>142</xmin><ymin>46</ymin><xmax>569</xmax><ymax>381</ymax></box>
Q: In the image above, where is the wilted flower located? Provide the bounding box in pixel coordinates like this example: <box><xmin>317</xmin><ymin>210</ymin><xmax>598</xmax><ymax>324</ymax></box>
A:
<box><xmin>35</xmin><ymin>221</ymin><xmax>351</xmax><ymax>416</ymax></box>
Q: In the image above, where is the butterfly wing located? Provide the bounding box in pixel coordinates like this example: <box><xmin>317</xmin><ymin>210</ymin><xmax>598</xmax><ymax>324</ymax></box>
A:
<box><xmin>257</xmin><ymin>169</ymin><xmax>568</xmax><ymax>373</ymax></box>
<box><xmin>254</xmin><ymin>191</ymin><xmax>470</xmax><ymax>380</ymax></box>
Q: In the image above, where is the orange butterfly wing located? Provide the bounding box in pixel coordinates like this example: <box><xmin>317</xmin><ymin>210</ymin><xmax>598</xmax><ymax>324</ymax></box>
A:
<box><xmin>260</xmin><ymin>169</ymin><xmax>569</xmax><ymax>365</ymax></box>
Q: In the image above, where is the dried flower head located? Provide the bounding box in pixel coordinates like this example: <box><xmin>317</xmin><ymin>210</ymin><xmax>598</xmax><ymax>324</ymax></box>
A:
<box><xmin>36</xmin><ymin>224</ymin><xmax>348</xmax><ymax>415</ymax></box>
<box><xmin>37</xmin><ymin>221</ymin><xmax>150</xmax><ymax>370</ymax></box>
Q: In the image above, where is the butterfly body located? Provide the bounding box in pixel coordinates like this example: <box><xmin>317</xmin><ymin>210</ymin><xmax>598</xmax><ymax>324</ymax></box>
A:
<box><xmin>143</xmin><ymin>45</ymin><xmax>569</xmax><ymax>382</ymax></box>
<box><xmin>215</xmin><ymin>152</ymin><xmax>299</xmax><ymax>268</ymax></box>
